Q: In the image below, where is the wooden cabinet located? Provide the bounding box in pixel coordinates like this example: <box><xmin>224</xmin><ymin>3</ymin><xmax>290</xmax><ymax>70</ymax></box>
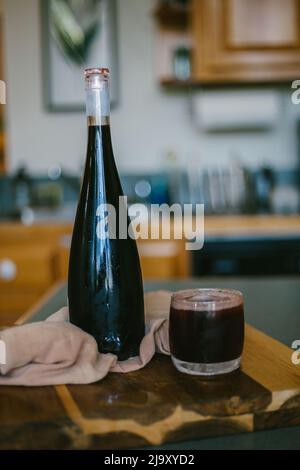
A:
<box><xmin>154</xmin><ymin>1</ymin><xmax>192</xmax><ymax>84</ymax></box>
<box><xmin>0</xmin><ymin>222</ymin><xmax>191</xmax><ymax>326</ymax></box>
<box><xmin>192</xmin><ymin>0</ymin><xmax>300</xmax><ymax>82</ymax></box>
<box><xmin>0</xmin><ymin>224</ymin><xmax>71</xmax><ymax>326</ymax></box>
<box><xmin>0</xmin><ymin>291</ymin><xmax>44</xmax><ymax>326</ymax></box>
<box><xmin>138</xmin><ymin>239</ymin><xmax>190</xmax><ymax>280</ymax></box>
<box><xmin>0</xmin><ymin>244</ymin><xmax>58</xmax><ymax>326</ymax></box>
<box><xmin>0</xmin><ymin>245</ymin><xmax>57</xmax><ymax>288</ymax></box>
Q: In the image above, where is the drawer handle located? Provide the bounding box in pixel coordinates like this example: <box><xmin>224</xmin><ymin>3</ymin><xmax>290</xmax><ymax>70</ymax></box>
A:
<box><xmin>0</xmin><ymin>259</ymin><xmax>17</xmax><ymax>281</ymax></box>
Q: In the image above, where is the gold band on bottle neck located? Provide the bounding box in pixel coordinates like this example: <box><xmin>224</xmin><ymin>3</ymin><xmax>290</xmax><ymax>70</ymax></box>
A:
<box><xmin>87</xmin><ymin>116</ymin><xmax>110</xmax><ymax>126</ymax></box>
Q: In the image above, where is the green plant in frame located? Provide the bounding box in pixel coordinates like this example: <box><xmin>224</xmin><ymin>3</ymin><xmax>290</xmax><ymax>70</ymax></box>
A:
<box><xmin>50</xmin><ymin>0</ymin><xmax>101</xmax><ymax>66</ymax></box>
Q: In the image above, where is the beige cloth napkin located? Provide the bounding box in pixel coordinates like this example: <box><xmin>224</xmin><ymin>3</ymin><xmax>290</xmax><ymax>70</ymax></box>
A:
<box><xmin>0</xmin><ymin>291</ymin><xmax>172</xmax><ymax>386</ymax></box>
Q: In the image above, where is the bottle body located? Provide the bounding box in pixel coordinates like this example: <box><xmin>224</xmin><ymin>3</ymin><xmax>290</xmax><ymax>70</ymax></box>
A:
<box><xmin>68</xmin><ymin>69</ymin><xmax>144</xmax><ymax>360</ymax></box>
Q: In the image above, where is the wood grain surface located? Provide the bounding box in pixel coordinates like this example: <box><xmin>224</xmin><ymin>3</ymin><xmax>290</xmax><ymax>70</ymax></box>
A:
<box><xmin>0</xmin><ymin>322</ymin><xmax>299</xmax><ymax>449</ymax></box>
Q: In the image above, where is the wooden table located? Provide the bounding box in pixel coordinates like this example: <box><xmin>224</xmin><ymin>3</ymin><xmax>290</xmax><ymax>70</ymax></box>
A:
<box><xmin>1</xmin><ymin>277</ymin><xmax>300</xmax><ymax>450</ymax></box>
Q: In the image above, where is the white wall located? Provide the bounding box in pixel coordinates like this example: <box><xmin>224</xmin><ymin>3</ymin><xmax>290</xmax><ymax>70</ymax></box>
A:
<box><xmin>3</xmin><ymin>0</ymin><xmax>300</xmax><ymax>174</ymax></box>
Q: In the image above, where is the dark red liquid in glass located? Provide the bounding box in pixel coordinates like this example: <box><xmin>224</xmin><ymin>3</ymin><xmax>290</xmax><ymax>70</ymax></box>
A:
<box><xmin>169</xmin><ymin>303</ymin><xmax>244</xmax><ymax>363</ymax></box>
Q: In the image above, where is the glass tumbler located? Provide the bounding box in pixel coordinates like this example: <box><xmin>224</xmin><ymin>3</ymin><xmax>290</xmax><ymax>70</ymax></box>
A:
<box><xmin>169</xmin><ymin>288</ymin><xmax>244</xmax><ymax>376</ymax></box>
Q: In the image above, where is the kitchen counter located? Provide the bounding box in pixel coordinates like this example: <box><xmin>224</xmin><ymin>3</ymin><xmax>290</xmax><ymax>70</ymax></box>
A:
<box><xmin>1</xmin><ymin>214</ymin><xmax>300</xmax><ymax>240</ymax></box>
<box><xmin>1</xmin><ymin>276</ymin><xmax>300</xmax><ymax>450</ymax></box>
<box><xmin>204</xmin><ymin>214</ymin><xmax>300</xmax><ymax>239</ymax></box>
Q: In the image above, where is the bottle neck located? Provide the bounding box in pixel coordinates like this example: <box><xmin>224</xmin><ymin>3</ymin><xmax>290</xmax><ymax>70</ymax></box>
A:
<box><xmin>85</xmin><ymin>78</ymin><xmax>110</xmax><ymax>127</ymax></box>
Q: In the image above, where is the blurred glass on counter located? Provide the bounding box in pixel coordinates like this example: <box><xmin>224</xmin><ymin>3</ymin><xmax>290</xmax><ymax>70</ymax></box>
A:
<box><xmin>271</xmin><ymin>183</ymin><xmax>300</xmax><ymax>214</ymax></box>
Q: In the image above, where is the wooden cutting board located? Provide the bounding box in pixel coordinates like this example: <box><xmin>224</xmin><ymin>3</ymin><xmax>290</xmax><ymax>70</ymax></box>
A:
<box><xmin>0</xmin><ymin>324</ymin><xmax>300</xmax><ymax>449</ymax></box>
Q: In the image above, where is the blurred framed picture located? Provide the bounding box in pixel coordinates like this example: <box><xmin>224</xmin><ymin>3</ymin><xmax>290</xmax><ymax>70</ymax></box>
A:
<box><xmin>41</xmin><ymin>0</ymin><xmax>119</xmax><ymax>111</ymax></box>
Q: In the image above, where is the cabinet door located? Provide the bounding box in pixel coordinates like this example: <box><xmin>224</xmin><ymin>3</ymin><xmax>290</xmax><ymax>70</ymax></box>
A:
<box><xmin>137</xmin><ymin>240</ymin><xmax>190</xmax><ymax>279</ymax></box>
<box><xmin>0</xmin><ymin>244</ymin><xmax>57</xmax><ymax>325</ymax></box>
<box><xmin>0</xmin><ymin>245</ymin><xmax>57</xmax><ymax>288</ymax></box>
<box><xmin>192</xmin><ymin>0</ymin><xmax>300</xmax><ymax>82</ymax></box>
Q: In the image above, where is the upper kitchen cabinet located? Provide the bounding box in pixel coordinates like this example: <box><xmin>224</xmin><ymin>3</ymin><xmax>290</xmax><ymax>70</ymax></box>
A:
<box><xmin>192</xmin><ymin>0</ymin><xmax>300</xmax><ymax>82</ymax></box>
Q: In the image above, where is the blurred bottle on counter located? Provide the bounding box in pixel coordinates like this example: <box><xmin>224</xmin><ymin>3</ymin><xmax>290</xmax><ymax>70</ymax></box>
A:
<box><xmin>13</xmin><ymin>165</ymin><xmax>31</xmax><ymax>211</ymax></box>
<box><xmin>255</xmin><ymin>165</ymin><xmax>275</xmax><ymax>213</ymax></box>
<box><xmin>173</xmin><ymin>46</ymin><xmax>191</xmax><ymax>81</ymax></box>
<box><xmin>164</xmin><ymin>149</ymin><xmax>190</xmax><ymax>205</ymax></box>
